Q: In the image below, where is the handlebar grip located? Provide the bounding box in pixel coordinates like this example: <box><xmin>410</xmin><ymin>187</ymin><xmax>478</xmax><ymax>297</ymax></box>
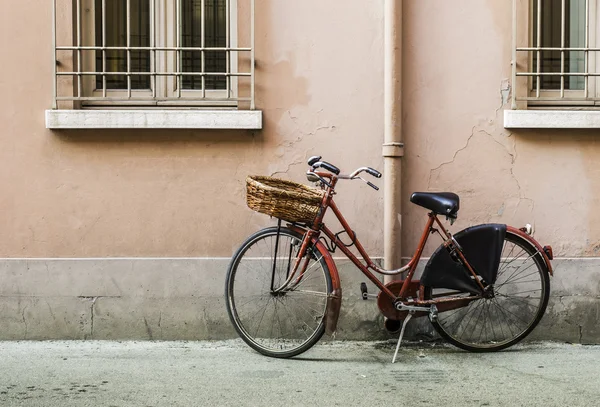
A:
<box><xmin>366</xmin><ymin>181</ymin><xmax>379</xmax><ymax>191</ymax></box>
<box><xmin>366</xmin><ymin>167</ymin><xmax>382</xmax><ymax>178</ymax></box>
<box><xmin>307</xmin><ymin>156</ymin><xmax>322</xmax><ymax>166</ymax></box>
<box><xmin>314</xmin><ymin>161</ymin><xmax>340</xmax><ymax>175</ymax></box>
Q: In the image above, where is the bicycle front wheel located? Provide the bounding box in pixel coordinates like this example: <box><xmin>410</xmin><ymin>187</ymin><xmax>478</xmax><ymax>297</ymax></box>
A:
<box><xmin>225</xmin><ymin>226</ymin><xmax>332</xmax><ymax>358</ymax></box>
<box><xmin>424</xmin><ymin>230</ymin><xmax>550</xmax><ymax>352</ymax></box>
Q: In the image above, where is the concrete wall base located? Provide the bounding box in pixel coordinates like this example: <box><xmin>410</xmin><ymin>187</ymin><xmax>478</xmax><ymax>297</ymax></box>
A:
<box><xmin>0</xmin><ymin>258</ymin><xmax>597</xmax><ymax>342</ymax></box>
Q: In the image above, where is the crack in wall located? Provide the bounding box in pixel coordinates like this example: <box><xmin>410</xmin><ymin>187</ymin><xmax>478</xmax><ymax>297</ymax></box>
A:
<box><xmin>158</xmin><ymin>311</ymin><xmax>163</xmax><ymax>339</ymax></box>
<box><xmin>507</xmin><ymin>134</ymin><xmax>535</xmax><ymax>217</ymax></box>
<box><xmin>143</xmin><ymin>317</ymin><xmax>153</xmax><ymax>340</ymax></box>
<box><xmin>21</xmin><ymin>305</ymin><xmax>28</xmax><ymax>339</ymax></box>
<box><xmin>557</xmin><ymin>295</ymin><xmax>584</xmax><ymax>343</ymax></box>
<box><xmin>78</xmin><ymin>296</ymin><xmax>100</xmax><ymax>339</ymax></box>
<box><xmin>270</xmin><ymin>158</ymin><xmax>304</xmax><ymax>177</ymax></box>
<box><xmin>427</xmin><ymin>126</ymin><xmax>476</xmax><ymax>190</ymax></box>
<box><xmin>427</xmin><ymin>124</ymin><xmax>535</xmax><ymax>220</ymax></box>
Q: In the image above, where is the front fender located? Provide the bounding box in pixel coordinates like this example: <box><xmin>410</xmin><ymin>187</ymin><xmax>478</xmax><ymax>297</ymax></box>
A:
<box><xmin>507</xmin><ymin>226</ymin><xmax>553</xmax><ymax>276</ymax></box>
<box><xmin>288</xmin><ymin>225</ymin><xmax>342</xmax><ymax>335</ymax></box>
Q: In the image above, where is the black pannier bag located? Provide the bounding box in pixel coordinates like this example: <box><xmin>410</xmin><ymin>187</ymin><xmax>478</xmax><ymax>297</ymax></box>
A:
<box><xmin>421</xmin><ymin>224</ymin><xmax>507</xmax><ymax>295</ymax></box>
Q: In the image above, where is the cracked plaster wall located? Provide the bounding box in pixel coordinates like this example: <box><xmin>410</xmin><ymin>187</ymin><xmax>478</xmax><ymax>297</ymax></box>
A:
<box><xmin>0</xmin><ymin>0</ymin><xmax>389</xmax><ymax>339</ymax></box>
<box><xmin>0</xmin><ymin>0</ymin><xmax>385</xmax><ymax>259</ymax></box>
<box><xmin>403</xmin><ymin>0</ymin><xmax>593</xmax><ymax>257</ymax></box>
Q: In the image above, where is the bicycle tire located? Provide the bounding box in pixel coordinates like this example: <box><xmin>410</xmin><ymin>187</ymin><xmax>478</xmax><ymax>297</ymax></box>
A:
<box><xmin>424</xmin><ymin>230</ymin><xmax>550</xmax><ymax>352</ymax></box>
<box><xmin>225</xmin><ymin>226</ymin><xmax>332</xmax><ymax>358</ymax></box>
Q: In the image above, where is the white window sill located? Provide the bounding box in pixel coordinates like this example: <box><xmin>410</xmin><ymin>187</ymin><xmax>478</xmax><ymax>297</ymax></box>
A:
<box><xmin>45</xmin><ymin>109</ymin><xmax>262</xmax><ymax>130</ymax></box>
<box><xmin>504</xmin><ymin>110</ymin><xmax>600</xmax><ymax>129</ymax></box>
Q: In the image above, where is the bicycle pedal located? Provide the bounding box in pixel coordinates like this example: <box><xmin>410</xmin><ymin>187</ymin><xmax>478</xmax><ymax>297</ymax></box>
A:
<box><xmin>360</xmin><ymin>282</ymin><xmax>369</xmax><ymax>300</ymax></box>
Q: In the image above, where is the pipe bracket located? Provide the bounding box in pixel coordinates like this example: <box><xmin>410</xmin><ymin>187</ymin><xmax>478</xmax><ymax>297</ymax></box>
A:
<box><xmin>382</xmin><ymin>142</ymin><xmax>405</xmax><ymax>158</ymax></box>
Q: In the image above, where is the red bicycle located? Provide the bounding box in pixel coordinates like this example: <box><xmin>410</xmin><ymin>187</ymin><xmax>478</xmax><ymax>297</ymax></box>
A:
<box><xmin>225</xmin><ymin>156</ymin><xmax>553</xmax><ymax>361</ymax></box>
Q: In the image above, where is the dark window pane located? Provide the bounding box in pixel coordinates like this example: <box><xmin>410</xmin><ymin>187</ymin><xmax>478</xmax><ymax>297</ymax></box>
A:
<box><xmin>95</xmin><ymin>0</ymin><xmax>150</xmax><ymax>90</ymax></box>
<box><xmin>182</xmin><ymin>0</ymin><xmax>227</xmax><ymax>91</ymax></box>
<box><xmin>532</xmin><ymin>0</ymin><xmax>585</xmax><ymax>91</ymax></box>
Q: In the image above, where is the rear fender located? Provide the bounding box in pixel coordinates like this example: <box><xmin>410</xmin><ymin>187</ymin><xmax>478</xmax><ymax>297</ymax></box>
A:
<box><xmin>288</xmin><ymin>225</ymin><xmax>342</xmax><ymax>335</ymax></box>
<box><xmin>507</xmin><ymin>226</ymin><xmax>553</xmax><ymax>276</ymax></box>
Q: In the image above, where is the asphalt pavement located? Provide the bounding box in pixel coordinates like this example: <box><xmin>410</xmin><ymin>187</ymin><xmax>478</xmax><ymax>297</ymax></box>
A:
<box><xmin>0</xmin><ymin>340</ymin><xmax>599</xmax><ymax>406</ymax></box>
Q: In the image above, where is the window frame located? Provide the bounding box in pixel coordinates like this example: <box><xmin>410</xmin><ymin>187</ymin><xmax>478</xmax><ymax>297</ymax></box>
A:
<box><xmin>526</xmin><ymin>0</ymin><xmax>598</xmax><ymax>106</ymax></box>
<box><xmin>511</xmin><ymin>0</ymin><xmax>600</xmax><ymax>109</ymax></box>
<box><xmin>48</xmin><ymin>0</ymin><xmax>260</xmax><ymax>129</ymax></box>
<box><xmin>80</xmin><ymin>0</ymin><xmax>239</xmax><ymax>107</ymax></box>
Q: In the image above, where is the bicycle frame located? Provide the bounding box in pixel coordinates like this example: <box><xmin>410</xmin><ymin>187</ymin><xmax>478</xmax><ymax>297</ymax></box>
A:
<box><xmin>282</xmin><ymin>171</ymin><xmax>486</xmax><ymax>314</ymax></box>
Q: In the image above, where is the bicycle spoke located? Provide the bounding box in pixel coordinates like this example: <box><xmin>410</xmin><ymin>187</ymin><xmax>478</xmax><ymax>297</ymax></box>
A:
<box><xmin>441</xmin><ymin>300</ymin><xmax>478</xmax><ymax>332</ymax></box>
<box><xmin>489</xmin><ymin>302</ymin><xmax>499</xmax><ymax>343</ymax></box>
<box><xmin>477</xmin><ymin>301</ymin><xmax>489</xmax><ymax>342</ymax></box>
<box><xmin>490</xmin><ymin>298</ymin><xmax>516</xmax><ymax>339</ymax></box>
<box><xmin>289</xmin><ymin>289</ymin><xmax>328</xmax><ymax>298</ymax></box>
<box><xmin>498</xmin><ymin>271</ymin><xmax>538</xmax><ymax>289</ymax></box>
<box><xmin>285</xmin><ymin>294</ymin><xmax>326</xmax><ymax>317</ymax></box>
<box><xmin>498</xmin><ymin>254</ymin><xmax>537</xmax><ymax>286</ymax></box>
<box><xmin>491</xmin><ymin>297</ymin><xmax>523</xmax><ymax>335</ymax></box>
<box><xmin>496</xmin><ymin>244</ymin><xmax>521</xmax><ymax>276</ymax></box>
<box><xmin>278</xmin><ymin>297</ymin><xmax>316</xmax><ymax>339</ymax></box>
<box><xmin>492</xmin><ymin>298</ymin><xmax>530</xmax><ymax>327</ymax></box>
<box><xmin>456</xmin><ymin>300</ymin><xmax>484</xmax><ymax>339</ymax></box>
<box><xmin>253</xmin><ymin>296</ymin><xmax>272</xmax><ymax>339</ymax></box>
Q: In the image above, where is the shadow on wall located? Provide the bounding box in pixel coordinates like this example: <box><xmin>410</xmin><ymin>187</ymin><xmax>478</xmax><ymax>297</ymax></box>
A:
<box><xmin>51</xmin><ymin>129</ymin><xmax>262</xmax><ymax>146</ymax></box>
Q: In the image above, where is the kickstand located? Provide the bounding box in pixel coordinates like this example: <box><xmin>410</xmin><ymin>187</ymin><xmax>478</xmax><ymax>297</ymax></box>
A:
<box><xmin>392</xmin><ymin>313</ymin><xmax>412</xmax><ymax>364</ymax></box>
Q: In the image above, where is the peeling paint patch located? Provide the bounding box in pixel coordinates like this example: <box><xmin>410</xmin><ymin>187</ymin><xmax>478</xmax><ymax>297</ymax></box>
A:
<box><xmin>497</xmin><ymin>203</ymin><xmax>505</xmax><ymax>216</ymax></box>
<box><xmin>500</xmin><ymin>78</ymin><xmax>511</xmax><ymax>108</ymax></box>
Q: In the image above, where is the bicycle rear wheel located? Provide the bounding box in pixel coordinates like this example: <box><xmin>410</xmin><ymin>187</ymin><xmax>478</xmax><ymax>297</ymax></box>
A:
<box><xmin>225</xmin><ymin>226</ymin><xmax>332</xmax><ymax>358</ymax></box>
<box><xmin>424</xmin><ymin>230</ymin><xmax>550</xmax><ymax>352</ymax></box>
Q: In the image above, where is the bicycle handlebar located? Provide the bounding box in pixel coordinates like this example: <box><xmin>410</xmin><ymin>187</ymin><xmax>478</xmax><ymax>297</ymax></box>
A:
<box><xmin>306</xmin><ymin>156</ymin><xmax>381</xmax><ymax>191</ymax></box>
<box><xmin>312</xmin><ymin>161</ymin><xmax>340</xmax><ymax>175</ymax></box>
<box><xmin>306</xmin><ymin>157</ymin><xmax>380</xmax><ymax>179</ymax></box>
<box><xmin>347</xmin><ymin>167</ymin><xmax>381</xmax><ymax>180</ymax></box>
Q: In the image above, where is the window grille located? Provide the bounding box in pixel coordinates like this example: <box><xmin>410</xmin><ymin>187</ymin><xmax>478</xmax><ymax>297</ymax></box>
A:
<box><xmin>512</xmin><ymin>0</ymin><xmax>597</xmax><ymax>106</ymax></box>
<box><xmin>51</xmin><ymin>0</ymin><xmax>255</xmax><ymax>109</ymax></box>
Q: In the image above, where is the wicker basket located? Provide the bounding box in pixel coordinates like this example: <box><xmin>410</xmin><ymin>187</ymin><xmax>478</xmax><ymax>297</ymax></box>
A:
<box><xmin>246</xmin><ymin>175</ymin><xmax>325</xmax><ymax>224</ymax></box>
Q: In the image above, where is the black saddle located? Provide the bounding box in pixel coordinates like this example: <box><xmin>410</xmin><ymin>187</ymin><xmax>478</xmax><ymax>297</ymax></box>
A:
<box><xmin>410</xmin><ymin>192</ymin><xmax>460</xmax><ymax>218</ymax></box>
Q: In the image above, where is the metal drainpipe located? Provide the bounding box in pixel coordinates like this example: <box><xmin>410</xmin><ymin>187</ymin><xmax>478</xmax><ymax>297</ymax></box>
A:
<box><xmin>383</xmin><ymin>0</ymin><xmax>404</xmax><ymax>282</ymax></box>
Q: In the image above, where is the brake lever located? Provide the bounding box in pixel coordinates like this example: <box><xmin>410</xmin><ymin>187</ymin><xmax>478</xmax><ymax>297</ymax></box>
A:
<box><xmin>353</xmin><ymin>176</ymin><xmax>379</xmax><ymax>191</ymax></box>
<box><xmin>366</xmin><ymin>181</ymin><xmax>379</xmax><ymax>191</ymax></box>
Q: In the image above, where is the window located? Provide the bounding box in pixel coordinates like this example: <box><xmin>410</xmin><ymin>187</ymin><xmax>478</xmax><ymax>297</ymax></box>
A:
<box><xmin>52</xmin><ymin>0</ymin><xmax>256</xmax><ymax>109</ymax></box>
<box><xmin>531</xmin><ymin>0</ymin><xmax>586</xmax><ymax>92</ymax></box>
<box><xmin>512</xmin><ymin>0</ymin><xmax>598</xmax><ymax>107</ymax></box>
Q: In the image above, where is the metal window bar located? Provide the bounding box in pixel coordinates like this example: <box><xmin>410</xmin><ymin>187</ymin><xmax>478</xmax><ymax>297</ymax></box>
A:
<box><xmin>127</xmin><ymin>0</ymin><xmax>131</xmax><ymax>99</ymax></box>
<box><xmin>151</xmin><ymin>0</ymin><xmax>156</xmax><ymax>98</ymax></box>
<box><xmin>102</xmin><ymin>0</ymin><xmax>107</xmax><ymax>98</ymax></box>
<box><xmin>226</xmin><ymin>0</ymin><xmax>230</xmax><ymax>97</ymax></box>
<box><xmin>51</xmin><ymin>0</ymin><xmax>255</xmax><ymax>108</ymax></box>
<box><xmin>250</xmin><ymin>0</ymin><xmax>255</xmax><ymax>109</ymax></box>
<box><xmin>536</xmin><ymin>0</ymin><xmax>541</xmax><ymax>98</ymax></box>
<box><xmin>176</xmin><ymin>0</ymin><xmax>181</xmax><ymax>98</ymax></box>
<box><xmin>585</xmin><ymin>0</ymin><xmax>590</xmax><ymax>98</ymax></box>
<box><xmin>512</xmin><ymin>0</ymin><xmax>596</xmax><ymax>105</ymax></box>
<box><xmin>561</xmin><ymin>0</ymin><xmax>565</xmax><ymax>98</ymax></box>
<box><xmin>201</xmin><ymin>0</ymin><xmax>206</xmax><ymax>99</ymax></box>
<box><xmin>77</xmin><ymin>0</ymin><xmax>82</xmax><ymax>99</ymax></box>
